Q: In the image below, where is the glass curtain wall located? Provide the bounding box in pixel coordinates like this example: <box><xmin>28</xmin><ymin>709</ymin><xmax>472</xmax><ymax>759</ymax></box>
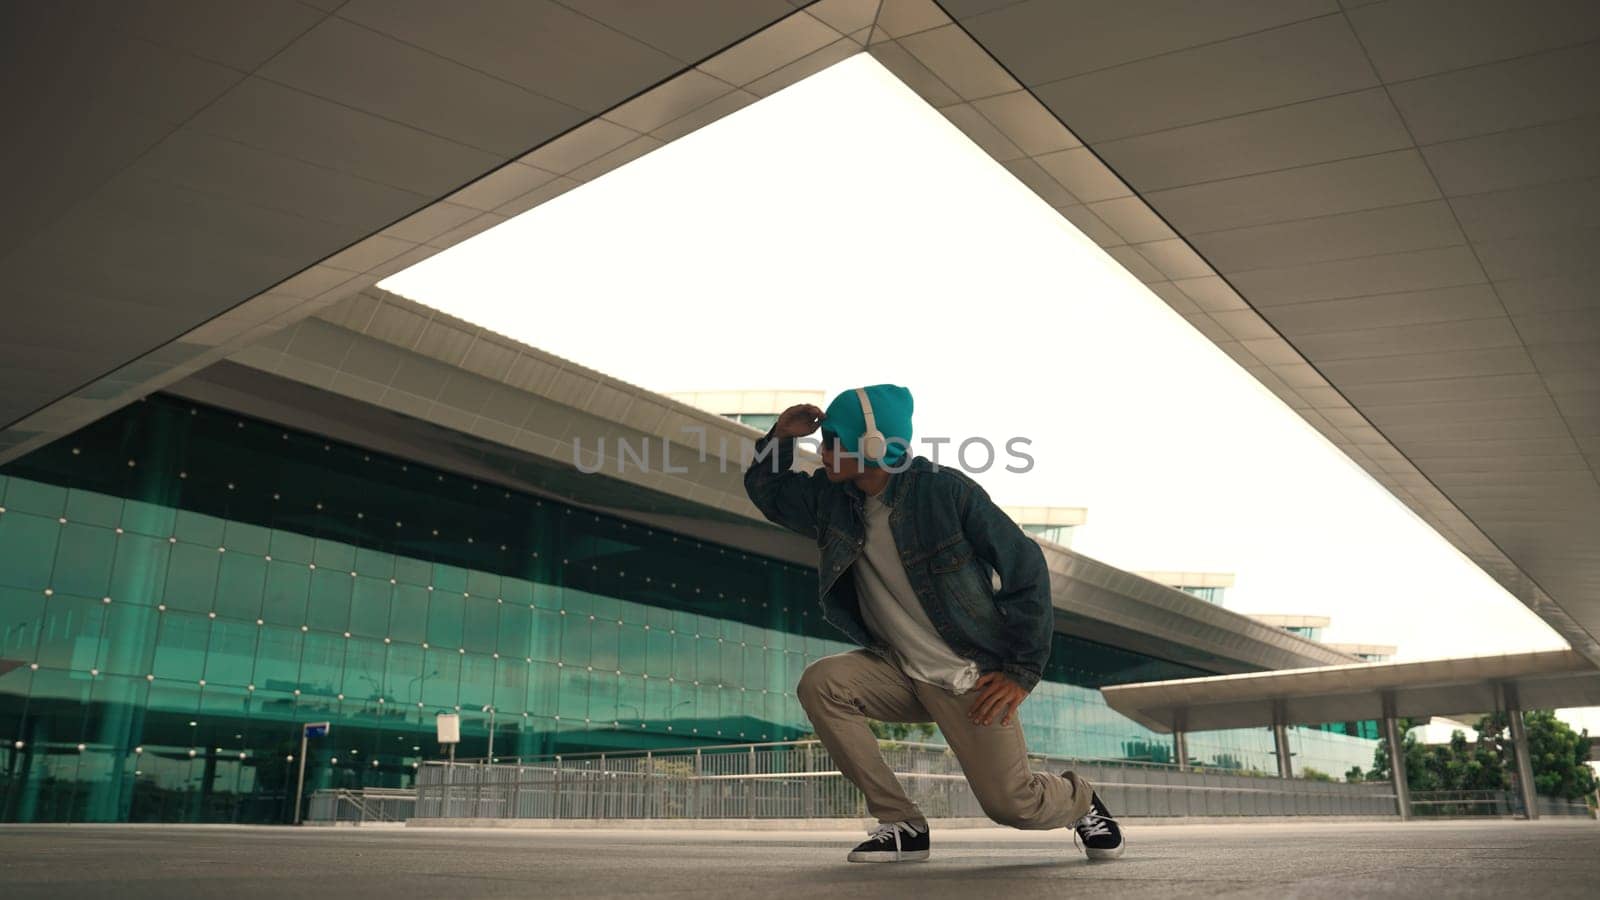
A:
<box><xmin>0</xmin><ymin>396</ymin><xmax>1373</xmax><ymax>822</ymax></box>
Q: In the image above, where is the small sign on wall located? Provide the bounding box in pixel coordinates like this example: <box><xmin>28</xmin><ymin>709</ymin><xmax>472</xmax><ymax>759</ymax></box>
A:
<box><xmin>436</xmin><ymin>713</ymin><xmax>460</xmax><ymax>745</ymax></box>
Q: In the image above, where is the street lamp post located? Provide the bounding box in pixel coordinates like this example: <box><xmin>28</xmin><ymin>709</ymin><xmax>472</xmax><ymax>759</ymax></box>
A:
<box><xmin>293</xmin><ymin>721</ymin><xmax>331</xmax><ymax>825</ymax></box>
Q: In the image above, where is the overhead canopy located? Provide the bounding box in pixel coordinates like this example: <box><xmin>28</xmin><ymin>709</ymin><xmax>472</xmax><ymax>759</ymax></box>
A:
<box><xmin>1101</xmin><ymin>649</ymin><xmax>1600</xmax><ymax>734</ymax></box>
<box><xmin>6</xmin><ymin>0</ymin><xmax>1598</xmax><ymax>666</ymax></box>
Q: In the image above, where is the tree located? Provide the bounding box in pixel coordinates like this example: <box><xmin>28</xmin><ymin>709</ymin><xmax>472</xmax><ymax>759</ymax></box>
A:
<box><xmin>868</xmin><ymin>720</ymin><xmax>936</xmax><ymax>743</ymax></box>
<box><xmin>1475</xmin><ymin>711</ymin><xmax>1596</xmax><ymax>801</ymax></box>
<box><xmin>1366</xmin><ymin>711</ymin><xmax>1594</xmax><ymax>801</ymax></box>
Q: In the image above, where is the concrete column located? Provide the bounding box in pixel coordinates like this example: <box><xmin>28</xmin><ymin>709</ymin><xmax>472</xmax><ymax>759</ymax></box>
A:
<box><xmin>1504</xmin><ymin>688</ymin><xmax>1542</xmax><ymax>816</ymax></box>
<box><xmin>1381</xmin><ymin>709</ymin><xmax>1411</xmax><ymax>821</ymax></box>
<box><xmin>1272</xmin><ymin>723</ymin><xmax>1293</xmax><ymax>779</ymax></box>
<box><xmin>1173</xmin><ymin>731</ymin><xmax>1189</xmax><ymax>772</ymax></box>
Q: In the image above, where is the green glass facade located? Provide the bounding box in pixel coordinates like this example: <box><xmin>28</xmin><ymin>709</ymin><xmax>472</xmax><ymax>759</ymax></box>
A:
<box><xmin>0</xmin><ymin>396</ymin><xmax>1374</xmax><ymax>822</ymax></box>
<box><xmin>1176</xmin><ymin>585</ymin><xmax>1226</xmax><ymax>605</ymax></box>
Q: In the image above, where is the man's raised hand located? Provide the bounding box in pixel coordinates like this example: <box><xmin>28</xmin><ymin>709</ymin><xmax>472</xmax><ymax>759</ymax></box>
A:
<box><xmin>773</xmin><ymin>404</ymin><xmax>824</xmax><ymax>440</ymax></box>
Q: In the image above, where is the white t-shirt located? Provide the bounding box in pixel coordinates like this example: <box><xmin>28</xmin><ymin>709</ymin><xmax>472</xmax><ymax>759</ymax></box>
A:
<box><xmin>852</xmin><ymin>487</ymin><xmax>980</xmax><ymax>694</ymax></box>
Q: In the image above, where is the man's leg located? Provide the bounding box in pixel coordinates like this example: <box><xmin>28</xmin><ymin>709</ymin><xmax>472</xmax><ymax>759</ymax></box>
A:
<box><xmin>796</xmin><ymin>649</ymin><xmax>933</xmax><ymax>825</ymax></box>
<box><xmin>913</xmin><ymin>681</ymin><xmax>1094</xmax><ymax>829</ymax></box>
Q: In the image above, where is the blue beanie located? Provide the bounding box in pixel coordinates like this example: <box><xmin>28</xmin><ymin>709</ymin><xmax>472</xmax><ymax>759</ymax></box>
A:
<box><xmin>823</xmin><ymin>384</ymin><xmax>914</xmax><ymax>468</ymax></box>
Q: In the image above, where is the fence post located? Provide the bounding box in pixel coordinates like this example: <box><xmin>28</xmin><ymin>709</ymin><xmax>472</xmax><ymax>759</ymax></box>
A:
<box><xmin>748</xmin><ymin>744</ymin><xmax>757</xmax><ymax>818</ymax></box>
<box><xmin>474</xmin><ymin>760</ymin><xmax>485</xmax><ymax>818</ymax></box>
<box><xmin>510</xmin><ymin>765</ymin><xmax>521</xmax><ymax>820</ymax></box>
<box><xmin>692</xmin><ymin>748</ymin><xmax>702</xmax><ymax>818</ymax></box>
<box><xmin>802</xmin><ymin>742</ymin><xmax>814</xmax><ymax>819</ymax></box>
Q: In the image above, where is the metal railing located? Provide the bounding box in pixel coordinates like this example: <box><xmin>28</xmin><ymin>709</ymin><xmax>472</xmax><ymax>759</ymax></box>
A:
<box><xmin>1397</xmin><ymin>790</ymin><xmax>1595</xmax><ymax>819</ymax></box>
<box><xmin>413</xmin><ymin>739</ymin><xmax>1398</xmax><ymax>821</ymax></box>
<box><xmin>1409</xmin><ymin>790</ymin><xmax>1518</xmax><ymax>817</ymax></box>
<box><xmin>306</xmin><ymin>788</ymin><xmax>416</xmax><ymax>825</ymax></box>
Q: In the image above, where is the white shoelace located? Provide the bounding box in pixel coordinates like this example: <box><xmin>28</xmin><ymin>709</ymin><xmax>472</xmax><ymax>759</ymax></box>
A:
<box><xmin>1072</xmin><ymin>812</ymin><xmax>1119</xmax><ymax>853</ymax></box>
<box><xmin>866</xmin><ymin>821</ymin><xmax>924</xmax><ymax>850</ymax></box>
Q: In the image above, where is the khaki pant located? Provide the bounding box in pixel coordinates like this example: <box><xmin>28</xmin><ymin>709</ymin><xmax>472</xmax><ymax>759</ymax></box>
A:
<box><xmin>796</xmin><ymin>649</ymin><xmax>1094</xmax><ymax>829</ymax></box>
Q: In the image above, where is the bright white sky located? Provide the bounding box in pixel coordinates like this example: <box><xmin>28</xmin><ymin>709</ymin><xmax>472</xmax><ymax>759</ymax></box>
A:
<box><xmin>383</xmin><ymin>55</ymin><xmax>1596</xmax><ymax>731</ymax></box>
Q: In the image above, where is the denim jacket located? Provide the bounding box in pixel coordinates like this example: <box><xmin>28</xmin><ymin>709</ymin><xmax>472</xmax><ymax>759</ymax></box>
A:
<box><xmin>743</xmin><ymin>428</ymin><xmax>1054</xmax><ymax>691</ymax></box>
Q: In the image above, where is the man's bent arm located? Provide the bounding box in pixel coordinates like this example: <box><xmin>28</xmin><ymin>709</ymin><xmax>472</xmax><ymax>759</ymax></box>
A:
<box><xmin>958</xmin><ymin>479</ymin><xmax>1053</xmax><ymax>691</ymax></box>
<box><xmin>744</xmin><ymin>427</ymin><xmax>823</xmax><ymax>540</ymax></box>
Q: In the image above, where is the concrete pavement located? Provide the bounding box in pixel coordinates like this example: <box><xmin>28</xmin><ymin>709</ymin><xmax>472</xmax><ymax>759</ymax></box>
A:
<box><xmin>2</xmin><ymin>819</ymin><xmax>1596</xmax><ymax>899</ymax></box>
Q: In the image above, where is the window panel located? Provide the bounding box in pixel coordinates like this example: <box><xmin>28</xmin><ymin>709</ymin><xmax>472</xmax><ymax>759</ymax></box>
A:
<box><xmin>108</xmin><ymin>533</ymin><xmax>169</xmax><ymax>607</ymax></box>
<box><xmin>461</xmin><ymin>596</ymin><xmax>498</xmax><ymax>654</ymax></box>
<box><xmin>151</xmin><ymin>613</ymin><xmax>210</xmax><ymax>681</ymax></box>
<box><xmin>0</xmin><ymin>512</ymin><xmax>59</xmax><ymax>591</ymax></box>
<box><xmin>4</xmin><ymin>479</ymin><xmax>67</xmax><ymax>516</ymax></box>
<box><xmin>673</xmin><ymin>633</ymin><xmax>697</xmax><ymax>682</ymax></box>
<box><xmin>617</xmin><ymin>625</ymin><xmax>647</xmax><ymax>675</ymax></box>
<box><xmin>36</xmin><ymin>593</ymin><xmax>108</xmax><ymax>672</ymax></box>
<box><xmin>306</xmin><ymin>569</ymin><xmax>352</xmax><ymax>634</ymax></box>
<box><xmin>421</xmin><ymin>648</ymin><xmax>460</xmax><ymax>709</ymax></box>
<box><xmin>529</xmin><ymin>609</ymin><xmax>561</xmax><ymax>662</ymax></box>
<box><xmin>643</xmin><ymin>675</ymin><xmax>671</xmax><ymax>722</ymax></box>
<box><xmin>163</xmin><ymin>543</ymin><xmax>220</xmax><ymax>614</ymax></box>
<box><xmin>431</xmin><ymin>564</ymin><xmax>467</xmax><ymax>594</ymax></box>
<box><xmin>643</xmin><ymin>629</ymin><xmax>671</xmax><ymax>678</ymax></box>
<box><xmin>466</xmin><ymin>569</ymin><xmax>499</xmax><ymax>599</ymax></box>
<box><xmin>267</xmin><ymin>530</ymin><xmax>314</xmax><ymax>565</ymax></box>
<box><xmin>353</xmin><ymin>547</ymin><xmax>395</xmax><ymax>582</ymax></box>
<box><xmin>383</xmin><ymin>643</ymin><xmax>424</xmax><ymax>707</ymax></box>
<box><xmin>28</xmin><ymin>667</ymin><xmax>91</xmax><ymax>740</ymax></box>
<box><xmin>0</xmin><ymin>586</ymin><xmax>45</xmax><ymax>663</ymax></box>
<box><xmin>174</xmin><ymin>511</ymin><xmax>225</xmax><ymax>548</ymax></box>
<box><xmin>559</xmin><ymin>612</ymin><xmax>594</xmax><ymax>665</ymax></box>
<box><xmin>89</xmin><ymin>605</ymin><xmax>154</xmax><ymax>687</ymax></box>
<box><xmin>458</xmin><ymin>653</ymin><xmax>495</xmax><ymax>711</ymax></box>
<box><xmin>613</xmin><ymin>677</ymin><xmax>644</xmax><ymax>731</ymax></box>
<box><xmin>699</xmin><ymin>641</ymin><xmax>724</xmax><ymax>685</ymax></box>
<box><xmin>393</xmin><ymin>556</ymin><xmax>430</xmax><ymax>587</ymax></box>
<box><xmin>589</xmin><ymin>620</ymin><xmax>620</xmax><ymax>673</ymax></box>
<box><xmin>500</xmin><ymin>576</ymin><xmax>532</xmax><ymax>607</ymax></box>
<box><xmin>221</xmin><ymin>520</ymin><xmax>271</xmax><ymax>556</ymax></box>
<box><xmin>496</xmin><ymin>603</ymin><xmax>531</xmax><ymax>660</ymax></box>
<box><xmin>260</xmin><ymin>561</ymin><xmax>310</xmax><ymax>627</ymax></box>
<box><xmin>252</xmin><ymin>626</ymin><xmax>303</xmax><ymax>692</ymax></box>
<box><xmin>388</xmin><ymin>584</ymin><xmax>428</xmax><ymax>645</ymax></box>
<box><xmin>204</xmin><ymin>620</ymin><xmax>258</xmax><ymax>687</ymax></box>
<box><xmin>348</xmin><ymin>577</ymin><xmax>392</xmax><ymax>639</ymax></box>
<box><xmin>341</xmin><ymin>638</ymin><xmax>386</xmax><ymax>704</ymax></box>
<box><xmin>670</xmin><ymin>681</ymin><xmax>696</xmax><ymax>729</ymax></box>
<box><xmin>213</xmin><ymin>554</ymin><xmax>266</xmax><ymax>621</ymax></box>
<box><xmin>312</xmin><ymin>539</ymin><xmax>355</xmax><ymax>572</ymax></box>
<box><xmin>83</xmin><ymin>673</ymin><xmax>148</xmax><ymax>766</ymax></box>
<box><xmin>117</xmin><ymin>499</ymin><xmax>175</xmax><ymax>538</ymax></box>
<box><xmin>298</xmin><ymin>633</ymin><xmax>345</xmax><ymax>698</ymax></box>
<box><xmin>526</xmin><ymin>662</ymin><xmax>558</xmax><ymax>717</ymax></box>
<box><xmin>557</xmin><ymin>668</ymin><xmax>589</xmax><ymax>720</ymax></box>
<box><xmin>493</xmin><ymin>658</ymin><xmax>527</xmax><ymax>715</ymax></box>
<box><xmin>65</xmin><ymin>489</ymin><xmax>122</xmax><ymax>528</ymax></box>
<box><xmin>587</xmin><ymin>669</ymin><xmax>618</xmax><ymax>725</ymax></box>
<box><xmin>425</xmin><ymin>592</ymin><xmax>464</xmax><ymax>650</ymax></box>
<box><xmin>532</xmin><ymin>580</ymin><xmax>561</xmax><ymax>610</ymax></box>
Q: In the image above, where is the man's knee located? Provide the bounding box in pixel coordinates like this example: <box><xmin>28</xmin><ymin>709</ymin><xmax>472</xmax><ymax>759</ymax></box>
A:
<box><xmin>975</xmin><ymin>780</ymin><xmax>1052</xmax><ymax>830</ymax></box>
<box><xmin>981</xmin><ymin>797</ymin><xmax>1046</xmax><ymax>829</ymax></box>
<box><xmin>796</xmin><ymin>657</ymin><xmax>846</xmax><ymax>711</ymax></box>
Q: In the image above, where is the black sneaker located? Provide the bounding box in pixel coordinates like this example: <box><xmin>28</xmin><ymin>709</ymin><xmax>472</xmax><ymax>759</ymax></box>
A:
<box><xmin>846</xmin><ymin>821</ymin><xmax>930</xmax><ymax>863</ymax></box>
<box><xmin>1072</xmin><ymin>792</ymin><xmax>1124</xmax><ymax>860</ymax></box>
